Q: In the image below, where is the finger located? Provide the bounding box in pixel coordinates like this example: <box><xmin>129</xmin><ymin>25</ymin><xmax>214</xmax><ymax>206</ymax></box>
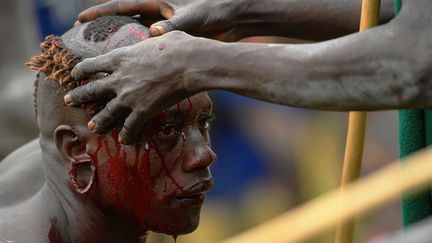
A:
<box><xmin>150</xmin><ymin>18</ymin><xmax>179</xmax><ymax>36</ymax></box>
<box><xmin>65</xmin><ymin>77</ymin><xmax>113</xmax><ymax>105</ymax></box>
<box><xmin>137</xmin><ymin>15</ymin><xmax>165</xmax><ymax>27</ymax></box>
<box><xmin>149</xmin><ymin>12</ymin><xmax>194</xmax><ymax>36</ymax></box>
<box><xmin>119</xmin><ymin>111</ymin><xmax>149</xmax><ymax>144</ymax></box>
<box><xmin>78</xmin><ymin>1</ymin><xmax>159</xmax><ymax>23</ymax></box>
<box><xmin>72</xmin><ymin>55</ymin><xmax>116</xmax><ymax>80</ymax></box>
<box><xmin>90</xmin><ymin>99</ymin><xmax>129</xmax><ymax>133</ymax></box>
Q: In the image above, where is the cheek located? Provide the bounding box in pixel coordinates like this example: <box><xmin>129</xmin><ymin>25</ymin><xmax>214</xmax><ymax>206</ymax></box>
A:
<box><xmin>90</xmin><ymin>130</ymin><xmax>187</xmax><ymax>232</ymax></box>
<box><xmin>91</xmin><ymin>131</ymin><xmax>154</xmax><ymax>217</ymax></box>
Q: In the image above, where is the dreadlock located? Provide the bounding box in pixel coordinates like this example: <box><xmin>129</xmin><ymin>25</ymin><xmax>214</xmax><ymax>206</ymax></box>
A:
<box><xmin>26</xmin><ymin>35</ymin><xmax>104</xmax><ymax>115</ymax></box>
<box><xmin>26</xmin><ymin>16</ymin><xmax>142</xmax><ymax>116</ymax></box>
<box><xmin>27</xmin><ymin>35</ymin><xmax>88</xmax><ymax>89</ymax></box>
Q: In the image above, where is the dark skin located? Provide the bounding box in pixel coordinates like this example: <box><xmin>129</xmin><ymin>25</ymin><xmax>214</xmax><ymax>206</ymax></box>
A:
<box><xmin>76</xmin><ymin>0</ymin><xmax>395</xmax><ymax>41</ymax></box>
<box><xmin>0</xmin><ymin>90</ymin><xmax>216</xmax><ymax>242</ymax></box>
<box><xmin>0</xmin><ymin>20</ymin><xmax>217</xmax><ymax>242</ymax></box>
<box><xmin>67</xmin><ymin>0</ymin><xmax>431</xmax><ymax>144</ymax></box>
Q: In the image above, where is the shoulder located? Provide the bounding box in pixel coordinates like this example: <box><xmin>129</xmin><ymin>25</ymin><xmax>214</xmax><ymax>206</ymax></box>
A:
<box><xmin>0</xmin><ymin>139</ymin><xmax>45</xmax><ymax>206</ymax></box>
<box><xmin>0</xmin><ymin>140</ymin><xmax>49</xmax><ymax>242</ymax></box>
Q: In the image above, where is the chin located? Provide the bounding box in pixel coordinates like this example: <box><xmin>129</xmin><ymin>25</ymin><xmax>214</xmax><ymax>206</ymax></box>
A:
<box><xmin>152</xmin><ymin>211</ymin><xmax>201</xmax><ymax>236</ymax></box>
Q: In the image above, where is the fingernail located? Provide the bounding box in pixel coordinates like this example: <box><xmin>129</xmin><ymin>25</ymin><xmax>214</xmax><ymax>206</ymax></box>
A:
<box><xmin>149</xmin><ymin>26</ymin><xmax>158</xmax><ymax>36</ymax></box>
<box><xmin>64</xmin><ymin>94</ymin><xmax>72</xmax><ymax>105</ymax></box>
<box><xmin>88</xmin><ymin>120</ymin><xmax>95</xmax><ymax>131</ymax></box>
<box><xmin>70</xmin><ymin>68</ymin><xmax>77</xmax><ymax>78</ymax></box>
<box><xmin>151</xmin><ymin>25</ymin><xmax>164</xmax><ymax>36</ymax></box>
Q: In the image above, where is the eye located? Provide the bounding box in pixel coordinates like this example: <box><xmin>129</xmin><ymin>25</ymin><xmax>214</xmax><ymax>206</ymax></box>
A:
<box><xmin>158</xmin><ymin>124</ymin><xmax>179</xmax><ymax>138</ymax></box>
<box><xmin>197</xmin><ymin>113</ymin><xmax>215</xmax><ymax>130</ymax></box>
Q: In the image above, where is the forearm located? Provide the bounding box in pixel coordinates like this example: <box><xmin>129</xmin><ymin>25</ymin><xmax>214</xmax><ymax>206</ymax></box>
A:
<box><xmin>187</xmin><ymin>16</ymin><xmax>430</xmax><ymax>111</ymax></box>
<box><xmin>233</xmin><ymin>0</ymin><xmax>395</xmax><ymax>41</ymax></box>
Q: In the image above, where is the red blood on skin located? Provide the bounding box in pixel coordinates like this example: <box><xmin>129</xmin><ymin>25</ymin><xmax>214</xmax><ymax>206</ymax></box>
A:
<box><xmin>68</xmin><ymin>131</ymin><xmax>99</xmax><ymax>195</ymax></box>
<box><xmin>101</xmin><ymin>30</ymin><xmax>117</xmax><ymax>54</ymax></box>
<box><xmin>148</xmin><ymin>135</ymin><xmax>185</xmax><ymax>193</ymax></box>
<box><xmin>48</xmin><ymin>218</ymin><xmax>60</xmax><ymax>243</ymax></box>
<box><xmin>86</xmin><ymin>96</ymin><xmax>211</xmax><ymax>237</ymax></box>
<box><xmin>128</xmin><ymin>25</ymin><xmax>149</xmax><ymax>41</ymax></box>
<box><xmin>113</xmin><ymin>33</ymin><xmax>135</xmax><ymax>49</ymax></box>
<box><xmin>89</xmin><ymin>115</ymin><xmax>187</xmax><ymax>233</ymax></box>
<box><xmin>107</xmin><ymin>26</ymin><xmax>119</xmax><ymax>33</ymax></box>
<box><xmin>94</xmin><ymin>130</ymin><xmax>165</xmax><ymax>228</ymax></box>
<box><xmin>111</xmin><ymin>25</ymin><xmax>149</xmax><ymax>49</ymax></box>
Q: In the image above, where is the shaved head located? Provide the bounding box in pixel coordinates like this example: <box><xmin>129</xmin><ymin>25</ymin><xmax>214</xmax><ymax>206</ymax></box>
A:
<box><xmin>27</xmin><ymin>16</ymin><xmax>150</xmax><ymax>140</ymax></box>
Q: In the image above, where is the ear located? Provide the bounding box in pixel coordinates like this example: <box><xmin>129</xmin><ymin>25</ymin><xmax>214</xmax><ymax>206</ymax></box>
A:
<box><xmin>54</xmin><ymin>125</ymin><xmax>96</xmax><ymax>196</ymax></box>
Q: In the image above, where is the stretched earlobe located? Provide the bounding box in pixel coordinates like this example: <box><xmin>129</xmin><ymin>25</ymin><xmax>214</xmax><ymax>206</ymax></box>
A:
<box><xmin>69</xmin><ymin>159</ymin><xmax>96</xmax><ymax>195</ymax></box>
<box><xmin>54</xmin><ymin>125</ymin><xmax>97</xmax><ymax>196</ymax></box>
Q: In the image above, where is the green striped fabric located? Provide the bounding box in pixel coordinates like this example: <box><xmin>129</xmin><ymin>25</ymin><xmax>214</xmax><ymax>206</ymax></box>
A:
<box><xmin>396</xmin><ymin>0</ymin><xmax>432</xmax><ymax>228</ymax></box>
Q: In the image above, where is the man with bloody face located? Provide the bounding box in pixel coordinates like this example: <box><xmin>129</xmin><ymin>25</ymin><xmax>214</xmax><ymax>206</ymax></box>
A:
<box><xmin>0</xmin><ymin>16</ymin><xmax>216</xmax><ymax>242</ymax></box>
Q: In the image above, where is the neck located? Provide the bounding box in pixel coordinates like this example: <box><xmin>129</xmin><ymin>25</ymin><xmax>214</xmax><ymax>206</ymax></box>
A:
<box><xmin>41</xmin><ymin>147</ymin><xmax>145</xmax><ymax>243</ymax></box>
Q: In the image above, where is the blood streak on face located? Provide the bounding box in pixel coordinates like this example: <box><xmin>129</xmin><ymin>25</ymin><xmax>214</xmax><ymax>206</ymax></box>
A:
<box><xmin>89</xmin><ymin>93</ymin><xmax>217</xmax><ymax>236</ymax></box>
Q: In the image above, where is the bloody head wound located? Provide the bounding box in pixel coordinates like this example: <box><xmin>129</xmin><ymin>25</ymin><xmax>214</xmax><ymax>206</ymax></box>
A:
<box><xmin>26</xmin><ymin>16</ymin><xmax>216</xmax><ymax>237</ymax></box>
<box><xmin>26</xmin><ymin>16</ymin><xmax>148</xmax><ymax>116</ymax></box>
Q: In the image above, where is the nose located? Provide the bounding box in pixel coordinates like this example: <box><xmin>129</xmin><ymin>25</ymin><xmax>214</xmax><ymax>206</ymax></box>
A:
<box><xmin>182</xmin><ymin>130</ymin><xmax>217</xmax><ymax>172</ymax></box>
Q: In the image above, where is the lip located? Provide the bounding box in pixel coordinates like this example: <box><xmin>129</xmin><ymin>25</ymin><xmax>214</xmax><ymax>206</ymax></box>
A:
<box><xmin>175</xmin><ymin>179</ymin><xmax>214</xmax><ymax>205</ymax></box>
<box><xmin>176</xmin><ymin>193</ymin><xmax>205</xmax><ymax>206</ymax></box>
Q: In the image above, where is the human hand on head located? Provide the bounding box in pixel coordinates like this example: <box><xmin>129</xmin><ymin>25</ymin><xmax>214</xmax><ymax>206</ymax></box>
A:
<box><xmin>77</xmin><ymin>0</ymin><xmax>244</xmax><ymax>41</ymax></box>
<box><xmin>67</xmin><ymin>31</ymin><xmax>202</xmax><ymax>144</ymax></box>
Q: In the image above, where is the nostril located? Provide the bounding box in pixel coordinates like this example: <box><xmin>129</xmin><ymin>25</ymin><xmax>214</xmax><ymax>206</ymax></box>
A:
<box><xmin>182</xmin><ymin>149</ymin><xmax>217</xmax><ymax>172</ymax></box>
<box><xmin>207</xmin><ymin>150</ymin><xmax>218</xmax><ymax>165</ymax></box>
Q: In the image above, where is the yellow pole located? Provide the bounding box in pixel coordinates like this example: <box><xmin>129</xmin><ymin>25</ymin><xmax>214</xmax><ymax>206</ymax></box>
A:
<box><xmin>335</xmin><ymin>1</ymin><xmax>381</xmax><ymax>243</ymax></box>
<box><xmin>221</xmin><ymin>148</ymin><xmax>432</xmax><ymax>243</ymax></box>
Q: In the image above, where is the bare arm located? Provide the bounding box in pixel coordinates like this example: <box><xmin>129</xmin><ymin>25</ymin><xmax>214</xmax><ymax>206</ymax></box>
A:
<box><xmin>228</xmin><ymin>0</ymin><xmax>395</xmax><ymax>41</ymax></box>
<box><xmin>69</xmin><ymin>0</ymin><xmax>431</xmax><ymax>143</ymax></box>
<box><xmin>77</xmin><ymin>0</ymin><xmax>395</xmax><ymax>41</ymax></box>
<box><xmin>189</xmin><ymin>19</ymin><xmax>425</xmax><ymax>110</ymax></box>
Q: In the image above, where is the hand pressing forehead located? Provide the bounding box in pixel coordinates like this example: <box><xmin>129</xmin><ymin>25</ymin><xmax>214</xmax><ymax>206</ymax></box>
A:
<box><xmin>28</xmin><ymin>16</ymin><xmax>152</xmax><ymax>132</ymax></box>
<box><xmin>24</xmin><ymin>15</ymin><xmax>218</xmax><ymax>241</ymax></box>
<box><xmin>92</xmin><ymin>92</ymin><xmax>216</xmax><ymax>235</ymax></box>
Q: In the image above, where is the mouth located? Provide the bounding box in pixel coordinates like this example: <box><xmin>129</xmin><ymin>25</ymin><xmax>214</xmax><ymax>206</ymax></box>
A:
<box><xmin>175</xmin><ymin>179</ymin><xmax>213</xmax><ymax>206</ymax></box>
<box><xmin>176</xmin><ymin>193</ymin><xmax>205</xmax><ymax>206</ymax></box>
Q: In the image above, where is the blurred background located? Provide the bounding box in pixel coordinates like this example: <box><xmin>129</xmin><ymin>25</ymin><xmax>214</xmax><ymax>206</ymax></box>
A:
<box><xmin>0</xmin><ymin>0</ymin><xmax>401</xmax><ymax>242</ymax></box>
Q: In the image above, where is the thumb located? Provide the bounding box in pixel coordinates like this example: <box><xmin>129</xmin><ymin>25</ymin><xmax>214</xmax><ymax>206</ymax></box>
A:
<box><xmin>150</xmin><ymin>12</ymin><xmax>193</xmax><ymax>36</ymax></box>
<box><xmin>150</xmin><ymin>20</ymin><xmax>173</xmax><ymax>36</ymax></box>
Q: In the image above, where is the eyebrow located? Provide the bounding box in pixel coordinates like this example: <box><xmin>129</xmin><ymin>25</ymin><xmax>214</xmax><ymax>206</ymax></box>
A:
<box><xmin>163</xmin><ymin>103</ymin><xmax>213</xmax><ymax>123</ymax></box>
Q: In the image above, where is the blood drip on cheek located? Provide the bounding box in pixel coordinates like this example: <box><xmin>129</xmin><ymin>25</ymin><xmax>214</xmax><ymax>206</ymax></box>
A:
<box><xmin>89</xmin><ymin>125</ymin><xmax>186</xmax><ymax>234</ymax></box>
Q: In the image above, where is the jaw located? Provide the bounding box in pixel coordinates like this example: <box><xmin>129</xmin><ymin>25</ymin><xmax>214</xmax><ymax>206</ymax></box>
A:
<box><xmin>140</xmin><ymin>205</ymin><xmax>202</xmax><ymax>236</ymax></box>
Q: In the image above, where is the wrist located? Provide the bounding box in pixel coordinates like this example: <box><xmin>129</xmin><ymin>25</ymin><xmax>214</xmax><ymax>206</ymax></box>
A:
<box><xmin>181</xmin><ymin>37</ymin><xmax>223</xmax><ymax>94</ymax></box>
